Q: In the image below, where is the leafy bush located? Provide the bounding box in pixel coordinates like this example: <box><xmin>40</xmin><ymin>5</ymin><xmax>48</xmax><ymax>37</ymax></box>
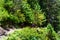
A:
<box><xmin>28</xmin><ymin>0</ymin><xmax>46</xmax><ymax>25</ymax></box>
<box><xmin>0</xmin><ymin>0</ymin><xmax>25</xmax><ymax>23</ymax></box>
<box><xmin>0</xmin><ymin>0</ymin><xmax>9</xmax><ymax>22</ymax></box>
<box><xmin>7</xmin><ymin>27</ymin><xmax>47</xmax><ymax>40</ymax></box>
<box><xmin>34</xmin><ymin>12</ymin><xmax>46</xmax><ymax>26</ymax></box>
<box><xmin>4</xmin><ymin>0</ymin><xmax>46</xmax><ymax>26</ymax></box>
<box><xmin>7</xmin><ymin>24</ymin><xmax>60</xmax><ymax>40</ymax></box>
<box><xmin>0</xmin><ymin>7</ymin><xmax>9</xmax><ymax>21</ymax></box>
<box><xmin>20</xmin><ymin>0</ymin><xmax>35</xmax><ymax>23</ymax></box>
<box><xmin>8</xmin><ymin>13</ymin><xmax>25</xmax><ymax>23</ymax></box>
<box><xmin>47</xmin><ymin>23</ymin><xmax>60</xmax><ymax>40</ymax></box>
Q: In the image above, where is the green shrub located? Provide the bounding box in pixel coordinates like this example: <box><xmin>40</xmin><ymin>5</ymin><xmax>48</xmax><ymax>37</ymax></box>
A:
<box><xmin>35</xmin><ymin>12</ymin><xmax>46</xmax><ymax>26</ymax></box>
<box><xmin>3</xmin><ymin>0</ymin><xmax>25</xmax><ymax>24</ymax></box>
<box><xmin>21</xmin><ymin>0</ymin><xmax>35</xmax><ymax>23</ymax></box>
<box><xmin>8</xmin><ymin>13</ymin><xmax>25</xmax><ymax>23</ymax></box>
<box><xmin>7</xmin><ymin>27</ymin><xmax>47</xmax><ymax>40</ymax></box>
<box><xmin>0</xmin><ymin>7</ymin><xmax>9</xmax><ymax>21</ymax></box>
<box><xmin>47</xmin><ymin>23</ymin><xmax>60</xmax><ymax>40</ymax></box>
<box><xmin>7</xmin><ymin>24</ymin><xmax>60</xmax><ymax>40</ymax></box>
<box><xmin>0</xmin><ymin>0</ymin><xmax>46</xmax><ymax>27</ymax></box>
<box><xmin>0</xmin><ymin>0</ymin><xmax>9</xmax><ymax>22</ymax></box>
<box><xmin>28</xmin><ymin>0</ymin><xmax>46</xmax><ymax>25</ymax></box>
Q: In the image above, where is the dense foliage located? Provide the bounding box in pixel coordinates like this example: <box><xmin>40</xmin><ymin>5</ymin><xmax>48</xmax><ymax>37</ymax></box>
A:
<box><xmin>0</xmin><ymin>0</ymin><xmax>46</xmax><ymax>27</ymax></box>
<box><xmin>7</xmin><ymin>24</ymin><xmax>60</xmax><ymax>40</ymax></box>
<box><xmin>39</xmin><ymin>0</ymin><xmax>60</xmax><ymax>31</ymax></box>
<box><xmin>0</xmin><ymin>0</ymin><xmax>60</xmax><ymax>40</ymax></box>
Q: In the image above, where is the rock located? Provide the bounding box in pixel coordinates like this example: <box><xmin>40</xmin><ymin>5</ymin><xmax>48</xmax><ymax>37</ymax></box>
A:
<box><xmin>5</xmin><ymin>29</ymin><xmax>15</xmax><ymax>35</ymax></box>
<box><xmin>0</xmin><ymin>27</ymin><xmax>6</xmax><ymax>36</ymax></box>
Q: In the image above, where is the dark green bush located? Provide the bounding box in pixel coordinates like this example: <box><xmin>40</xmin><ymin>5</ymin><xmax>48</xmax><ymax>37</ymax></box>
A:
<box><xmin>0</xmin><ymin>0</ymin><xmax>46</xmax><ymax>27</ymax></box>
<box><xmin>39</xmin><ymin>0</ymin><xmax>60</xmax><ymax>32</ymax></box>
<box><xmin>56</xmin><ymin>0</ymin><xmax>60</xmax><ymax>31</ymax></box>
